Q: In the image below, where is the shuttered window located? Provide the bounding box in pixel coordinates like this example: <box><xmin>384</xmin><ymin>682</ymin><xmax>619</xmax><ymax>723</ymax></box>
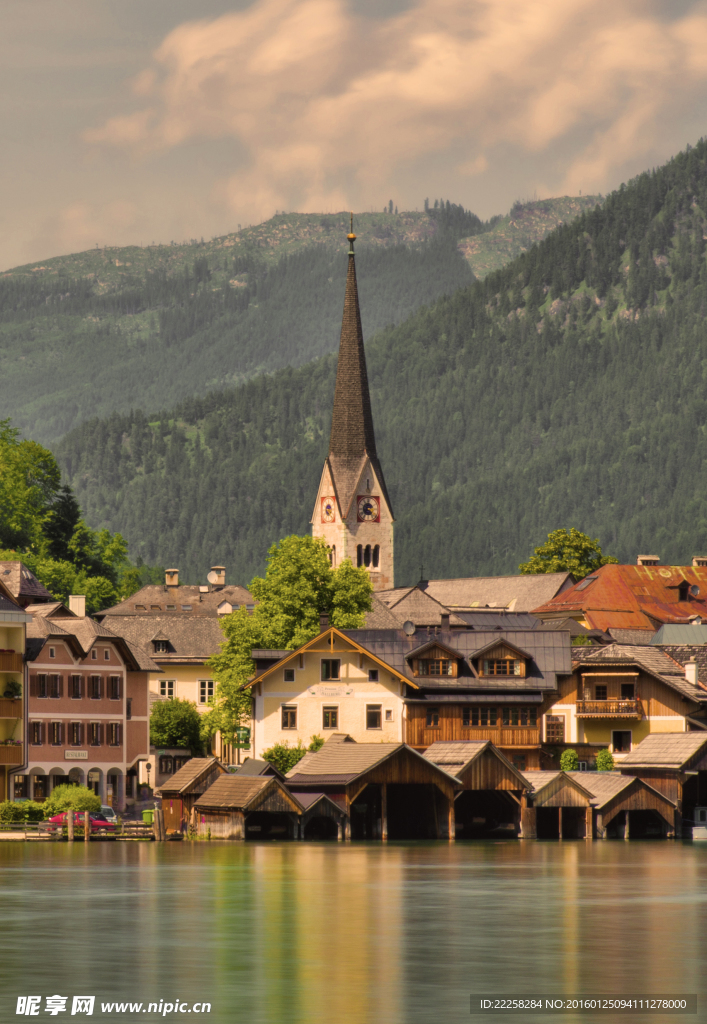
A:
<box><xmin>49</xmin><ymin>675</ymin><xmax>62</xmax><ymax>699</ymax></box>
<box><xmin>90</xmin><ymin>723</ymin><xmax>102</xmax><ymax>747</ymax></box>
<box><xmin>108</xmin><ymin>723</ymin><xmax>122</xmax><ymax>746</ymax></box>
<box><xmin>70</xmin><ymin>676</ymin><xmax>83</xmax><ymax>699</ymax></box>
<box><xmin>50</xmin><ymin>722</ymin><xmax>63</xmax><ymax>745</ymax></box>
<box><xmin>30</xmin><ymin>722</ymin><xmax>44</xmax><ymax>745</ymax></box>
<box><xmin>109</xmin><ymin>676</ymin><xmax>122</xmax><ymax>700</ymax></box>
<box><xmin>90</xmin><ymin>676</ymin><xmax>102</xmax><ymax>700</ymax></box>
<box><xmin>70</xmin><ymin>722</ymin><xmax>83</xmax><ymax>746</ymax></box>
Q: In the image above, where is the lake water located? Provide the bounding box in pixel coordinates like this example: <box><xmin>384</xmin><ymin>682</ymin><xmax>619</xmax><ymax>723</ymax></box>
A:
<box><xmin>1</xmin><ymin>841</ymin><xmax>706</xmax><ymax>1024</ymax></box>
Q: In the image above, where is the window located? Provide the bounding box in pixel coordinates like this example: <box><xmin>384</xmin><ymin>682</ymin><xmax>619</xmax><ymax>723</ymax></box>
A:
<box><xmin>174</xmin><ymin>757</ymin><xmax>190</xmax><ymax>771</ymax></box>
<box><xmin>283</xmin><ymin>669</ymin><xmax>295</xmax><ymax>683</ymax></box>
<box><xmin>108</xmin><ymin>723</ymin><xmax>122</xmax><ymax>746</ymax></box>
<box><xmin>368</xmin><ymin>669</ymin><xmax>379</xmax><ymax>682</ymax></box>
<box><xmin>612</xmin><ymin>730</ymin><xmax>632</xmax><ymax>753</ymax></box>
<box><xmin>323</xmin><ymin>706</ymin><xmax>338</xmax><ymax>729</ymax></box>
<box><xmin>357</xmin><ymin>545</ymin><xmax>363</xmax><ymax>567</ymax></box>
<box><xmin>426</xmin><ymin>707</ymin><xmax>440</xmax><ymax>728</ymax></box>
<box><xmin>159</xmin><ymin>757</ymin><xmax>174</xmax><ymax>775</ymax></box>
<box><xmin>49</xmin><ymin>675</ymin><xmax>61</xmax><ymax>699</ymax></box>
<box><xmin>385</xmin><ymin>709</ymin><xmax>393</xmax><ymax>722</ymax></box>
<box><xmin>199</xmin><ymin>680</ymin><xmax>214</xmax><ymax>704</ymax></box>
<box><xmin>366</xmin><ymin>704</ymin><xmax>382</xmax><ymax>729</ymax></box>
<box><xmin>37</xmin><ymin>674</ymin><xmax>48</xmax><ymax>699</ymax></box>
<box><xmin>90</xmin><ymin>723</ymin><xmax>102</xmax><ymax>746</ymax></box>
<box><xmin>30</xmin><ymin>722</ymin><xmax>44</xmax><ymax>745</ymax></box>
<box><xmin>621</xmin><ymin>683</ymin><xmax>635</xmax><ymax>699</ymax></box>
<box><xmin>90</xmin><ymin>676</ymin><xmax>102</xmax><ymax>700</ymax></box>
<box><xmin>418</xmin><ymin>659</ymin><xmax>452</xmax><ymax>676</ymax></box>
<box><xmin>70</xmin><ymin>676</ymin><xmax>82</xmax><ymax>700</ymax></box>
<box><xmin>151</xmin><ymin>605</ymin><xmax>161</xmax><ymax>611</ymax></box>
<box><xmin>13</xmin><ymin>775</ymin><xmax>28</xmax><ymax>799</ymax></box>
<box><xmin>166</xmin><ymin>605</ymin><xmax>176</xmax><ymax>611</ymax></box>
<box><xmin>364</xmin><ymin>545</ymin><xmax>371</xmax><ymax>567</ymax></box>
<box><xmin>329</xmin><ymin>546</ymin><xmax>336</xmax><ymax>568</ymax></box>
<box><xmin>49</xmin><ymin>647</ymin><xmax>55</xmax><ymax>659</ymax></box>
<box><xmin>153</xmin><ymin>640</ymin><xmax>169</xmax><ymax>653</ymax></box>
<box><xmin>281</xmin><ymin>705</ymin><xmax>297</xmax><ymax>729</ymax></box>
<box><xmin>91</xmin><ymin>650</ymin><xmax>97</xmax><ymax>661</ymax></box>
<box><xmin>502</xmin><ymin>707</ymin><xmax>537</xmax><ymax>727</ymax></box>
<box><xmin>109</xmin><ymin>676</ymin><xmax>121</xmax><ymax>700</ymax></box>
<box><xmin>135</xmin><ymin>604</ymin><xmax>146</xmax><ymax>611</ymax></box>
<box><xmin>464</xmin><ymin>707</ymin><xmax>497</xmax><ymax>727</ymax></box>
<box><xmin>159</xmin><ymin>680</ymin><xmax>174</xmax><ymax>698</ymax></box>
<box><xmin>482</xmin><ymin>659</ymin><xmax>522</xmax><ymax>676</ymax></box>
<box><xmin>372</xmin><ymin>545</ymin><xmax>380</xmax><ymax>568</ymax></box>
<box><xmin>126</xmin><ymin>698</ymin><xmax>132</xmax><ymax>720</ymax></box>
<box><xmin>70</xmin><ymin>722</ymin><xmax>83</xmax><ymax>746</ymax></box>
<box><xmin>181</xmin><ymin>605</ymin><xmax>192</xmax><ymax>611</ymax></box>
<box><xmin>595</xmin><ymin>684</ymin><xmax>608</xmax><ymax>700</ymax></box>
<box><xmin>512</xmin><ymin>756</ymin><xmax>526</xmax><ymax>771</ymax></box>
<box><xmin>546</xmin><ymin>715</ymin><xmax>565</xmax><ymax>743</ymax></box>
<box><xmin>104</xmin><ymin>649</ymin><xmax>110</xmax><ymax>661</ymax></box>
<box><xmin>50</xmin><ymin>722</ymin><xmax>63</xmax><ymax>746</ymax></box>
<box><xmin>321</xmin><ymin>660</ymin><xmax>340</xmax><ymax>681</ymax></box>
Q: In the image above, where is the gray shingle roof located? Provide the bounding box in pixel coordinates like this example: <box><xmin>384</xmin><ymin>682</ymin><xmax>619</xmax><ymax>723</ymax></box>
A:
<box><xmin>232</xmin><ymin>758</ymin><xmax>285</xmax><ymax>780</ymax></box>
<box><xmin>161</xmin><ymin>757</ymin><xmax>224</xmax><ymax>794</ymax></box>
<box><xmin>652</xmin><ymin>624</ymin><xmax>707</xmax><ymax>645</ymax></box>
<box><xmin>565</xmin><ymin>771</ymin><xmax>633</xmax><ymax>806</ymax></box>
<box><xmin>364</xmin><ymin>594</ymin><xmax>406</xmax><ymax>629</ymax></box>
<box><xmin>424</xmin><ymin>573</ymin><xmax>573</xmax><ymax>611</ymax></box>
<box><xmin>194</xmin><ymin>775</ymin><xmax>302</xmax><ymax>812</ymax></box>
<box><xmin>99</xmin><ymin>614</ymin><xmax>225</xmax><ymax>663</ymax></box>
<box><xmin>609</xmin><ymin>628</ymin><xmax>657</xmax><ymax>645</ymax></box>
<box><xmin>286</xmin><ymin>743</ymin><xmax>403</xmax><ymax>780</ymax></box>
<box><xmin>0</xmin><ymin>561</ymin><xmax>54</xmax><ymax>604</ymax></box>
<box><xmin>618</xmin><ymin>732</ymin><xmax>707</xmax><ymax>768</ymax></box>
<box><xmin>99</xmin><ymin>583</ymin><xmax>253</xmax><ymax>617</ymax></box>
<box><xmin>573</xmin><ymin>643</ymin><xmax>707</xmax><ymax>702</ymax></box>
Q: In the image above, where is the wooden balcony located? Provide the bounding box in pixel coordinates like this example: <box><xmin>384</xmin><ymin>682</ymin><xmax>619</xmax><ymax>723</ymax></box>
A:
<box><xmin>0</xmin><ymin>699</ymin><xmax>22</xmax><ymax>719</ymax></box>
<box><xmin>0</xmin><ymin>745</ymin><xmax>23</xmax><ymax>765</ymax></box>
<box><xmin>576</xmin><ymin>699</ymin><xmax>642</xmax><ymax>718</ymax></box>
<box><xmin>0</xmin><ymin>652</ymin><xmax>22</xmax><ymax>673</ymax></box>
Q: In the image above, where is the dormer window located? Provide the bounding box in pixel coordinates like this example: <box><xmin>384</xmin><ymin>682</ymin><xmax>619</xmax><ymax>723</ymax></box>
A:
<box><xmin>483</xmin><ymin>658</ymin><xmax>523</xmax><ymax>676</ymax></box>
<box><xmin>154</xmin><ymin>640</ymin><xmax>169</xmax><ymax>654</ymax></box>
<box><xmin>419</xmin><ymin>659</ymin><xmax>453</xmax><ymax>677</ymax></box>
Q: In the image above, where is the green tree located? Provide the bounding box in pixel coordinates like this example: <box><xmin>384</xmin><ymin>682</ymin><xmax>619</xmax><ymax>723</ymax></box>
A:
<box><xmin>262</xmin><ymin>735</ymin><xmax>324</xmax><ymax>774</ymax></box>
<box><xmin>595</xmin><ymin>748</ymin><xmax>615</xmax><ymax>771</ymax></box>
<box><xmin>44</xmin><ymin>784</ymin><xmax>101</xmax><ymax>818</ymax></box>
<box><xmin>0</xmin><ymin>420</ymin><xmax>60</xmax><ymax>550</ymax></box>
<box><xmin>519</xmin><ymin>528</ymin><xmax>618</xmax><ymax>580</ymax></box>
<box><xmin>560</xmin><ymin>748</ymin><xmax>579</xmax><ymax>771</ymax></box>
<box><xmin>44</xmin><ymin>484</ymin><xmax>81</xmax><ymax>561</ymax></box>
<box><xmin>207</xmin><ymin>535</ymin><xmax>372</xmax><ymax>747</ymax></box>
<box><xmin>150</xmin><ymin>698</ymin><xmax>203</xmax><ymax>753</ymax></box>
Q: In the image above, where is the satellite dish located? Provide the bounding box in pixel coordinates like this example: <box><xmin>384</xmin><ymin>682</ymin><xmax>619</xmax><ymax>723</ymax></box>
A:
<box><xmin>691</xmin><ymin>584</ymin><xmax>700</xmax><ymax>597</ymax></box>
<box><xmin>207</xmin><ymin>571</ymin><xmax>219</xmax><ymax>585</ymax></box>
<box><xmin>403</xmin><ymin>620</ymin><xmax>415</xmax><ymax>636</ymax></box>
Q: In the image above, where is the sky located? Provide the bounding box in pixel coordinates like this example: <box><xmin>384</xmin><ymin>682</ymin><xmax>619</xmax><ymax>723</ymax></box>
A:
<box><xmin>3</xmin><ymin>0</ymin><xmax>707</xmax><ymax>270</ymax></box>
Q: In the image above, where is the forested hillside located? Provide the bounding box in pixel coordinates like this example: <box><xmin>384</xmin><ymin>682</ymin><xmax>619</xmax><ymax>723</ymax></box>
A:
<box><xmin>55</xmin><ymin>141</ymin><xmax>707</xmax><ymax>586</ymax></box>
<box><xmin>0</xmin><ymin>198</ymin><xmax>596</xmax><ymax>445</ymax></box>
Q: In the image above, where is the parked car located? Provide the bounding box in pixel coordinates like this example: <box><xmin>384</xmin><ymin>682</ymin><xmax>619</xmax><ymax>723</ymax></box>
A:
<box><xmin>47</xmin><ymin>812</ymin><xmax>117</xmax><ymax>833</ymax></box>
<box><xmin>100</xmin><ymin>805</ymin><xmax>118</xmax><ymax>823</ymax></box>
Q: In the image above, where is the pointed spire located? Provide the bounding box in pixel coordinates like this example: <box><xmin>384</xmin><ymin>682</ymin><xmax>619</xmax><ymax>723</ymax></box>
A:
<box><xmin>329</xmin><ymin>215</ymin><xmax>377</xmax><ymax>460</ymax></box>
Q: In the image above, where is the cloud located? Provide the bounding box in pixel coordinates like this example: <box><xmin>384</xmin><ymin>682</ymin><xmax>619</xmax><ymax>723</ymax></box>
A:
<box><xmin>83</xmin><ymin>0</ymin><xmax>707</xmax><ymax>220</ymax></box>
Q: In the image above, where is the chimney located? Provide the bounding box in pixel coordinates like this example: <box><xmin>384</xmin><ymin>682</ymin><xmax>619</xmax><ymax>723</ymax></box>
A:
<box><xmin>440</xmin><ymin>613</ymin><xmax>450</xmax><ymax>631</ymax></box>
<box><xmin>165</xmin><ymin>569</ymin><xmax>179</xmax><ymax>588</ymax></box>
<box><xmin>693</xmin><ymin>557</ymin><xmax>707</xmax><ymax>567</ymax></box>
<box><xmin>685</xmin><ymin>659</ymin><xmax>698</xmax><ymax>685</ymax></box>
<box><xmin>320</xmin><ymin>612</ymin><xmax>330</xmax><ymax>631</ymax></box>
<box><xmin>637</xmin><ymin>555</ymin><xmax>660</xmax><ymax>566</ymax></box>
<box><xmin>68</xmin><ymin>595</ymin><xmax>86</xmax><ymax>618</ymax></box>
<box><xmin>210</xmin><ymin>565</ymin><xmax>226</xmax><ymax>588</ymax></box>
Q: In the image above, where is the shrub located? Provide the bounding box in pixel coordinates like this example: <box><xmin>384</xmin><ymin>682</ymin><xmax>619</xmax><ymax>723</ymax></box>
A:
<box><xmin>0</xmin><ymin>800</ymin><xmax>44</xmax><ymax>823</ymax></box>
<box><xmin>308</xmin><ymin>735</ymin><xmax>324</xmax><ymax>752</ymax></box>
<box><xmin>262</xmin><ymin>740</ymin><xmax>307</xmax><ymax>774</ymax></box>
<box><xmin>560</xmin><ymin>749</ymin><xmax>579</xmax><ymax>771</ymax></box>
<box><xmin>150</xmin><ymin>698</ymin><xmax>203</xmax><ymax>753</ymax></box>
<box><xmin>43</xmin><ymin>784</ymin><xmax>101</xmax><ymax>818</ymax></box>
<box><xmin>595</xmin><ymin>748</ymin><xmax>615</xmax><ymax>772</ymax></box>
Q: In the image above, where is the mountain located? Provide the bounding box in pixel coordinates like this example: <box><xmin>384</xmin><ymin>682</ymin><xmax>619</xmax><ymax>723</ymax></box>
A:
<box><xmin>54</xmin><ymin>141</ymin><xmax>707</xmax><ymax>587</ymax></box>
<box><xmin>0</xmin><ymin>199</ymin><xmax>597</xmax><ymax>446</ymax></box>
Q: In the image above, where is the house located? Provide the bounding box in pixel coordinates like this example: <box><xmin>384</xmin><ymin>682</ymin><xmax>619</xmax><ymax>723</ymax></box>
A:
<box><xmin>98</xmin><ymin>568</ymin><xmax>253</xmax><ymax>762</ymax></box>
<box><xmin>519</xmin><ymin>770</ymin><xmax>594</xmax><ymax>839</ymax></box>
<box><xmin>344</xmin><ymin>624</ymin><xmax>573</xmax><ymax>771</ymax></box>
<box><xmin>0</xmin><ymin>578</ymin><xmax>31</xmax><ymax>800</ymax></box>
<box><xmin>617</xmin><ymin>731</ymin><xmax>707</xmax><ymax>832</ymax></box>
<box><xmin>22</xmin><ymin>607</ymin><xmax>156</xmax><ymax>808</ymax></box>
<box><xmin>0</xmin><ymin>561</ymin><xmax>55</xmax><ymax>609</ymax></box>
<box><xmin>285</xmin><ymin>735</ymin><xmax>462</xmax><ymax>840</ymax></box>
<box><xmin>543</xmin><ymin>643</ymin><xmax>707</xmax><ymax>766</ymax></box>
<box><xmin>532</xmin><ymin>558</ymin><xmax>707</xmax><ymax>631</ymax></box>
<box><xmin>566</xmin><ymin>771</ymin><xmax>678</xmax><ymax>839</ymax></box>
<box><xmin>246</xmin><ymin>625</ymin><xmax>414</xmax><ymax>756</ymax></box>
<box><xmin>193</xmin><ymin>774</ymin><xmax>303</xmax><ymax>839</ymax></box>
<box><xmin>160</xmin><ymin>756</ymin><xmax>227</xmax><ymax>831</ymax></box>
<box><xmin>422</xmin><ymin>741</ymin><xmax>530</xmax><ymax>838</ymax></box>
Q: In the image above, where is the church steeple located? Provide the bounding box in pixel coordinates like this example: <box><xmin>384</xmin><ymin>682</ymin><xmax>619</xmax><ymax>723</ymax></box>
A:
<box><xmin>311</xmin><ymin>217</ymin><xmax>394</xmax><ymax>591</ymax></box>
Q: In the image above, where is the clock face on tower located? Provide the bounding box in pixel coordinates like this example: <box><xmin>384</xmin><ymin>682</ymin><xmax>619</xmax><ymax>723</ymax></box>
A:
<box><xmin>321</xmin><ymin>497</ymin><xmax>336</xmax><ymax>523</ymax></box>
<box><xmin>357</xmin><ymin>495</ymin><xmax>380</xmax><ymax>523</ymax></box>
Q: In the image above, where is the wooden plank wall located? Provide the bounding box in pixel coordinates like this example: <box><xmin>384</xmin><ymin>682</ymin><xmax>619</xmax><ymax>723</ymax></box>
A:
<box><xmin>405</xmin><ymin>705</ymin><xmax>539</xmax><ymax>748</ymax></box>
<box><xmin>619</xmin><ymin>770</ymin><xmax>680</xmax><ymax>803</ymax></box>
<box><xmin>361</xmin><ymin>749</ymin><xmax>458</xmax><ymax>798</ymax></box>
<box><xmin>458</xmin><ymin>751</ymin><xmax>527</xmax><ymax>791</ymax></box>
<box><xmin>250</xmin><ymin>785</ymin><xmax>302</xmax><ymax>815</ymax></box>
<box><xmin>533</xmin><ymin>776</ymin><xmax>591</xmax><ymax>807</ymax></box>
<box><xmin>600</xmin><ymin>783</ymin><xmax>675</xmax><ymax>823</ymax></box>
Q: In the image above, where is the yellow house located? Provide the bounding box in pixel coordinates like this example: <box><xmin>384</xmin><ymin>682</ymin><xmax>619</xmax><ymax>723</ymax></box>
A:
<box><xmin>246</xmin><ymin>627</ymin><xmax>417</xmax><ymax>757</ymax></box>
<box><xmin>0</xmin><ymin>581</ymin><xmax>31</xmax><ymax>799</ymax></box>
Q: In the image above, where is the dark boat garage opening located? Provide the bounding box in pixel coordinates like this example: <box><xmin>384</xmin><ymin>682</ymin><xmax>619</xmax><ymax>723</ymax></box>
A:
<box><xmin>245</xmin><ymin>811</ymin><xmax>294</xmax><ymax>840</ymax></box>
<box><xmin>454</xmin><ymin>790</ymin><xmax>518</xmax><ymax>839</ymax></box>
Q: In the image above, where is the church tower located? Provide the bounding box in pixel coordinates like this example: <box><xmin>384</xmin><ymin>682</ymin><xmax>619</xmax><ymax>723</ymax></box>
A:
<box><xmin>311</xmin><ymin>219</ymin><xmax>394</xmax><ymax>590</ymax></box>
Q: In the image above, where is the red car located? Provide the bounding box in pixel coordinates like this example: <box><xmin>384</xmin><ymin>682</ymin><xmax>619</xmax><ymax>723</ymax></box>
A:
<box><xmin>47</xmin><ymin>812</ymin><xmax>117</xmax><ymax>833</ymax></box>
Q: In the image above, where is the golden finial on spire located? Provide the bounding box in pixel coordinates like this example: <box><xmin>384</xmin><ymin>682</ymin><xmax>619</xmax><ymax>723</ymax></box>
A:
<box><xmin>347</xmin><ymin>211</ymin><xmax>356</xmax><ymax>245</ymax></box>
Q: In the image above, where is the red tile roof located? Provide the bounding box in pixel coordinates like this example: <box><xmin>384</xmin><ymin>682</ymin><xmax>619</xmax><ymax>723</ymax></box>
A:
<box><xmin>532</xmin><ymin>563</ymin><xmax>707</xmax><ymax>631</ymax></box>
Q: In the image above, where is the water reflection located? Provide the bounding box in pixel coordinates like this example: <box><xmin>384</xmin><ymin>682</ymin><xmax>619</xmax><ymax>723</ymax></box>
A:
<box><xmin>0</xmin><ymin>842</ymin><xmax>705</xmax><ymax>1024</ymax></box>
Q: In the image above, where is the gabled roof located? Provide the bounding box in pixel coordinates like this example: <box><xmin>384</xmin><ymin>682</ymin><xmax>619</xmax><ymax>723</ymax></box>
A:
<box><xmin>296</xmin><ymin>791</ymin><xmax>346</xmax><ymax>815</ymax></box>
<box><xmin>0</xmin><ymin>561</ymin><xmax>54</xmax><ymax>606</ymax></box>
<box><xmin>572</xmin><ymin>643</ymin><xmax>707</xmax><ymax>702</ymax></box>
<box><xmin>609</xmin><ymin>628</ymin><xmax>656</xmax><ymax>646</ymax></box>
<box><xmin>419</xmin><ymin>573</ymin><xmax>573</xmax><ymax>612</ymax></box>
<box><xmin>618</xmin><ymin>732</ymin><xmax>707</xmax><ymax>769</ymax></box>
<box><xmin>532</xmin><ymin>563</ymin><xmax>707</xmax><ymax>630</ymax></box>
<box><xmin>286</xmin><ymin>739</ymin><xmax>461</xmax><ymax>789</ymax></box>
<box><xmin>160</xmin><ymin>757</ymin><xmax>226</xmax><ymax>795</ymax></box>
<box><xmin>384</xmin><ymin>585</ymin><xmax>466</xmax><ymax>627</ymax></box>
<box><xmin>193</xmin><ymin>774</ymin><xmax>303</xmax><ymax>813</ymax></box>
<box><xmin>24</xmin><ymin>602</ymin><xmax>74</xmax><ymax>618</ymax></box>
<box><xmin>521</xmin><ymin>770</ymin><xmax>594</xmax><ymax>802</ymax></box>
<box><xmin>247</xmin><ymin>627</ymin><xmax>418</xmax><ymax>689</ymax></box>
<box><xmin>98</xmin><ymin>614</ymin><xmax>225</xmax><ymax>664</ymax></box>
<box><xmin>407</xmin><ymin>637</ymin><xmax>465</xmax><ymax>660</ymax></box>
<box><xmin>364</xmin><ymin>594</ymin><xmax>405</xmax><ymax>629</ymax></box>
<box><xmin>231</xmin><ymin>758</ymin><xmax>285</xmax><ymax>781</ymax></box>
<box><xmin>423</xmin><ymin>740</ymin><xmax>529</xmax><ymax>789</ymax></box>
<box><xmin>98</xmin><ymin>583</ymin><xmax>254</xmax><ymax>618</ymax></box>
<box><xmin>564</xmin><ymin>771</ymin><xmax>676</xmax><ymax>809</ymax></box>
<box><xmin>469</xmin><ymin>637</ymin><xmax>534</xmax><ymax>661</ymax></box>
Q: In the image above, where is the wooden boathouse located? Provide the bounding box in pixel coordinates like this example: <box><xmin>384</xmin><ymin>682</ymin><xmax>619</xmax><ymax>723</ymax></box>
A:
<box><xmin>285</xmin><ymin>734</ymin><xmax>461</xmax><ymax>840</ymax></box>
<box><xmin>567</xmin><ymin>771</ymin><xmax>678</xmax><ymax>838</ymax></box>
<box><xmin>193</xmin><ymin>775</ymin><xmax>303</xmax><ymax>839</ymax></box>
<box><xmin>617</xmin><ymin>732</ymin><xmax>707</xmax><ymax>833</ymax></box>
<box><xmin>422</xmin><ymin>741</ymin><xmax>530</xmax><ymax>837</ymax></box>
<box><xmin>160</xmin><ymin>757</ymin><xmax>226</xmax><ymax>832</ymax></box>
